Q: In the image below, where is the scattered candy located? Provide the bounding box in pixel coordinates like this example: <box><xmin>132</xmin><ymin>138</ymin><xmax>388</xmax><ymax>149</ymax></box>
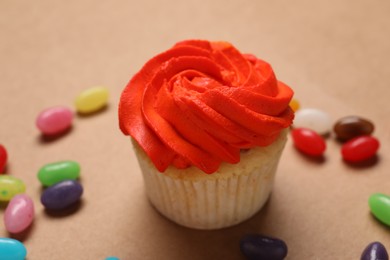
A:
<box><xmin>41</xmin><ymin>180</ymin><xmax>83</xmax><ymax>210</ymax></box>
<box><xmin>240</xmin><ymin>234</ymin><xmax>288</xmax><ymax>260</ymax></box>
<box><xmin>293</xmin><ymin>108</ymin><xmax>332</xmax><ymax>135</ymax></box>
<box><xmin>291</xmin><ymin>128</ymin><xmax>326</xmax><ymax>156</ymax></box>
<box><xmin>0</xmin><ymin>144</ymin><xmax>7</xmax><ymax>173</ymax></box>
<box><xmin>361</xmin><ymin>241</ymin><xmax>389</xmax><ymax>260</ymax></box>
<box><xmin>4</xmin><ymin>194</ymin><xmax>35</xmax><ymax>234</ymax></box>
<box><xmin>289</xmin><ymin>98</ymin><xmax>300</xmax><ymax>112</ymax></box>
<box><xmin>38</xmin><ymin>160</ymin><xmax>80</xmax><ymax>187</ymax></box>
<box><xmin>0</xmin><ymin>176</ymin><xmax>26</xmax><ymax>202</ymax></box>
<box><xmin>75</xmin><ymin>86</ymin><xmax>109</xmax><ymax>114</ymax></box>
<box><xmin>341</xmin><ymin>136</ymin><xmax>379</xmax><ymax>163</ymax></box>
<box><xmin>0</xmin><ymin>237</ymin><xmax>27</xmax><ymax>260</ymax></box>
<box><xmin>334</xmin><ymin>116</ymin><xmax>374</xmax><ymax>142</ymax></box>
<box><xmin>0</xmin><ymin>82</ymin><xmax>385</xmax><ymax>259</ymax></box>
<box><xmin>36</xmin><ymin>106</ymin><xmax>73</xmax><ymax>136</ymax></box>
<box><xmin>369</xmin><ymin>193</ymin><xmax>390</xmax><ymax>227</ymax></box>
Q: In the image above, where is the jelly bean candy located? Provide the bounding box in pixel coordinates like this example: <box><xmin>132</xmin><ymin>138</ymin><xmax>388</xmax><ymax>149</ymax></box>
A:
<box><xmin>105</xmin><ymin>257</ymin><xmax>120</xmax><ymax>260</ymax></box>
<box><xmin>341</xmin><ymin>136</ymin><xmax>379</xmax><ymax>162</ymax></box>
<box><xmin>0</xmin><ymin>144</ymin><xmax>7</xmax><ymax>173</ymax></box>
<box><xmin>0</xmin><ymin>237</ymin><xmax>27</xmax><ymax>260</ymax></box>
<box><xmin>38</xmin><ymin>160</ymin><xmax>80</xmax><ymax>186</ymax></box>
<box><xmin>36</xmin><ymin>106</ymin><xmax>73</xmax><ymax>135</ymax></box>
<box><xmin>334</xmin><ymin>115</ymin><xmax>374</xmax><ymax>141</ymax></box>
<box><xmin>293</xmin><ymin>108</ymin><xmax>332</xmax><ymax>135</ymax></box>
<box><xmin>75</xmin><ymin>86</ymin><xmax>109</xmax><ymax>114</ymax></box>
<box><xmin>289</xmin><ymin>98</ymin><xmax>300</xmax><ymax>112</ymax></box>
<box><xmin>41</xmin><ymin>180</ymin><xmax>83</xmax><ymax>210</ymax></box>
<box><xmin>0</xmin><ymin>176</ymin><xmax>26</xmax><ymax>202</ymax></box>
<box><xmin>369</xmin><ymin>193</ymin><xmax>390</xmax><ymax>227</ymax></box>
<box><xmin>361</xmin><ymin>241</ymin><xmax>388</xmax><ymax>260</ymax></box>
<box><xmin>240</xmin><ymin>234</ymin><xmax>288</xmax><ymax>260</ymax></box>
<box><xmin>4</xmin><ymin>194</ymin><xmax>35</xmax><ymax>233</ymax></box>
<box><xmin>291</xmin><ymin>128</ymin><xmax>326</xmax><ymax>156</ymax></box>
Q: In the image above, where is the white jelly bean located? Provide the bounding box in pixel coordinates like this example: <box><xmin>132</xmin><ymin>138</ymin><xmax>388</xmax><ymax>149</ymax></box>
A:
<box><xmin>36</xmin><ymin>106</ymin><xmax>73</xmax><ymax>135</ymax></box>
<box><xmin>293</xmin><ymin>108</ymin><xmax>331</xmax><ymax>135</ymax></box>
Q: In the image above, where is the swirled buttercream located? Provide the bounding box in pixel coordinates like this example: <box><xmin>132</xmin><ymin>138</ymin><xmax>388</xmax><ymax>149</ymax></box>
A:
<box><xmin>119</xmin><ymin>40</ymin><xmax>294</xmax><ymax>173</ymax></box>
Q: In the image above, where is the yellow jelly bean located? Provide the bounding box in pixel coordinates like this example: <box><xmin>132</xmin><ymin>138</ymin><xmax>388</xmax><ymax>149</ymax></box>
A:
<box><xmin>289</xmin><ymin>98</ymin><xmax>300</xmax><ymax>112</ymax></box>
<box><xmin>75</xmin><ymin>86</ymin><xmax>109</xmax><ymax>114</ymax></box>
<box><xmin>0</xmin><ymin>176</ymin><xmax>26</xmax><ymax>201</ymax></box>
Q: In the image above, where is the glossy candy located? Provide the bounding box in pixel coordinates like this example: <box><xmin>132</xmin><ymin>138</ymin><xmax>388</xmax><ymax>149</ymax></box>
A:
<box><xmin>0</xmin><ymin>176</ymin><xmax>26</xmax><ymax>201</ymax></box>
<box><xmin>4</xmin><ymin>194</ymin><xmax>35</xmax><ymax>233</ymax></box>
<box><xmin>240</xmin><ymin>234</ymin><xmax>288</xmax><ymax>260</ymax></box>
<box><xmin>0</xmin><ymin>144</ymin><xmax>7</xmax><ymax>173</ymax></box>
<box><xmin>0</xmin><ymin>237</ymin><xmax>27</xmax><ymax>260</ymax></box>
<box><xmin>341</xmin><ymin>136</ymin><xmax>379</xmax><ymax>162</ymax></box>
<box><xmin>334</xmin><ymin>116</ymin><xmax>374</xmax><ymax>141</ymax></box>
<box><xmin>38</xmin><ymin>160</ymin><xmax>80</xmax><ymax>186</ymax></box>
<box><xmin>41</xmin><ymin>180</ymin><xmax>83</xmax><ymax>210</ymax></box>
<box><xmin>293</xmin><ymin>108</ymin><xmax>332</xmax><ymax>135</ymax></box>
<box><xmin>289</xmin><ymin>98</ymin><xmax>300</xmax><ymax>112</ymax></box>
<box><xmin>36</xmin><ymin>106</ymin><xmax>73</xmax><ymax>135</ymax></box>
<box><xmin>361</xmin><ymin>241</ymin><xmax>389</xmax><ymax>260</ymax></box>
<box><xmin>369</xmin><ymin>193</ymin><xmax>390</xmax><ymax>227</ymax></box>
<box><xmin>105</xmin><ymin>257</ymin><xmax>120</xmax><ymax>260</ymax></box>
<box><xmin>75</xmin><ymin>86</ymin><xmax>109</xmax><ymax>114</ymax></box>
<box><xmin>291</xmin><ymin>128</ymin><xmax>326</xmax><ymax>156</ymax></box>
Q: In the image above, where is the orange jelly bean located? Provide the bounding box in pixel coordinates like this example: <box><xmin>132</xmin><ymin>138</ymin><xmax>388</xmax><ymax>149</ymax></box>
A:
<box><xmin>289</xmin><ymin>99</ymin><xmax>300</xmax><ymax>112</ymax></box>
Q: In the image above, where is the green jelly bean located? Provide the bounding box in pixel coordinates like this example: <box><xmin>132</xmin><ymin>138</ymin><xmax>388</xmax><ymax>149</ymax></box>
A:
<box><xmin>38</xmin><ymin>160</ymin><xmax>80</xmax><ymax>186</ymax></box>
<box><xmin>369</xmin><ymin>193</ymin><xmax>390</xmax><ymax>226</ymax></box>
<box><xmin>0</xmin><ymin>176</ymin><xmax>26</xmax><ymax>201</ymax></box>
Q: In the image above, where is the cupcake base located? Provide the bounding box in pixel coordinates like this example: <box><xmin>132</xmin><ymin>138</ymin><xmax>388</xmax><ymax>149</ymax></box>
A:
<box><xmin>132</xmin><ymin>130</ymin><xmax>288</xmax><ymax>230</ymax></box>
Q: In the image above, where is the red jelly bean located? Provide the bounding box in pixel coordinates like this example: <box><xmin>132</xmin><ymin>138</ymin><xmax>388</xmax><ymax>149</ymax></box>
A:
<box><xmin>341</xmin><ymin>135</ymin><xmax>379</xmax><ymax>162</ymax></box>
<box><xmin>0</xmin><ymin>144</ymin><xmax>7</xmax><ymax>173</ymax></box>
<box><xmin>291</xmin><ymin>128</ymin><xmax>326</xmax><ymax>156</ymax></box>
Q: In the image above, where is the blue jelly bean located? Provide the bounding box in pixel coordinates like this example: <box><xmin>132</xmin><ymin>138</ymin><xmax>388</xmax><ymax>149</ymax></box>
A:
<box><xmin>105</xmin><ymin>257</ymin><xmax>120</xmax><ymax>260</ymax></box>
<box><xmin>240</xmin><ymin>234</ymin><xmax>288</xmax><ymax>260</ymax></box>
<box><xmin>41</xmin><ymin>180</ymin><xmax>83</xmax><ymax>210</ymax></box>
<box><xmin>0</xmin><ymin>237</ymin><xmax>27</xmax><ymax>260</ymax></box>
<box><xmin>361</xmin><ymin>241</ymin><xmax>389</xmax><ymax>260</ymax></box>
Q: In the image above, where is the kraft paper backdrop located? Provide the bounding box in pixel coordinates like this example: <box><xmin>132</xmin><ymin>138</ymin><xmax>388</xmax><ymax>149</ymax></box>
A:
<box><xmin>1</xmin><ymin>0</ymin><xmax>389</xmax><ymax>259</ymax></box>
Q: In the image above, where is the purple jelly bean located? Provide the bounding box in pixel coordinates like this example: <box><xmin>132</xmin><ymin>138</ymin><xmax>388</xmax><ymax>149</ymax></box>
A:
<box><xmin>240</xmin><ymin>234</ymin><xmax>288</xmax><ymax>260</ymax></box>
<box><xmin>41</xmin><ymin>180</ymin><xmax>83</xmax><ymax>210</ymax></box>
<box><xmin>361</xmin><ymin>241</ymin><xmax>389</xmax><ymax>260</ymax></box>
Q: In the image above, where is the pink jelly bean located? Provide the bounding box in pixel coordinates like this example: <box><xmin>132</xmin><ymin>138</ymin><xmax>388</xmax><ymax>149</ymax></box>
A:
<box><xmin>4</xmin><ymin>194</ymin><xmax>35</xmax><ymax>233</ymax></box>
<box><xmin>0</xmin><ymin>144</ymin><xmax>7</xmax><ymax>173</ymax></box>
<box><xmin>36</xmin><ymin>106</ymin><xmax>73</xmax><ymax>135</ymax></box>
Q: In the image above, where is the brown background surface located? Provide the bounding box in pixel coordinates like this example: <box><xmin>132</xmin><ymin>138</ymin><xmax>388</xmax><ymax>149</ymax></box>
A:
<box><xmin>1</xmin><ymin>0</ymin><xmax>390</xmax><ymax>259</ymax></box>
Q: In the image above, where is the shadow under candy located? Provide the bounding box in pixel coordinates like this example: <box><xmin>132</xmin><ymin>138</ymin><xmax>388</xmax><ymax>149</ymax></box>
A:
<box><xmin>37</xmin><ymin>126</ymin><xmax>74</xmax><ymax>144</ymax></box>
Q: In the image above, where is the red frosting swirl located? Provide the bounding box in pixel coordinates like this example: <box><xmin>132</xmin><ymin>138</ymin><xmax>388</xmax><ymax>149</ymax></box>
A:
<box><xmin>119</xmin><ymin>40</ymin><xmax>294</xmax><ymax>174</ymax></box>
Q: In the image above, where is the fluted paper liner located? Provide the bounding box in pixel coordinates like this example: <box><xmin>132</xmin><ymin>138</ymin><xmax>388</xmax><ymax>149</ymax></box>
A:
<box><xmin>132</xmin><ymin>130</ymin><xmax>287</xmax><ymax>230</ymax></box>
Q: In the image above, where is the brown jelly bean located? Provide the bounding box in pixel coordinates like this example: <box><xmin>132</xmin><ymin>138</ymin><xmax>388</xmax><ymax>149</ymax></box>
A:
<box><xmin>333</xmin><ymin>116</ymin><xmax>374</xmax><ymax>141</ymax></box>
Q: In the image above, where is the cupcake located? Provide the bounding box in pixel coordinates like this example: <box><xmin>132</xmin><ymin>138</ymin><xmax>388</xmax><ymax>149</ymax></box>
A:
<box><xmin>118</xmin><ymin>40</ymin><xmax>294</xmax><ymax>229</ymax></box>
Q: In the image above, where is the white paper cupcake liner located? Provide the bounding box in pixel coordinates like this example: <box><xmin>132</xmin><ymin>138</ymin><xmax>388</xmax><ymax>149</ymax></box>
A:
<box><xmin>132</xmin><ymin>130</ymin><xmax>287</xmax><ymax>229</ymax></box>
